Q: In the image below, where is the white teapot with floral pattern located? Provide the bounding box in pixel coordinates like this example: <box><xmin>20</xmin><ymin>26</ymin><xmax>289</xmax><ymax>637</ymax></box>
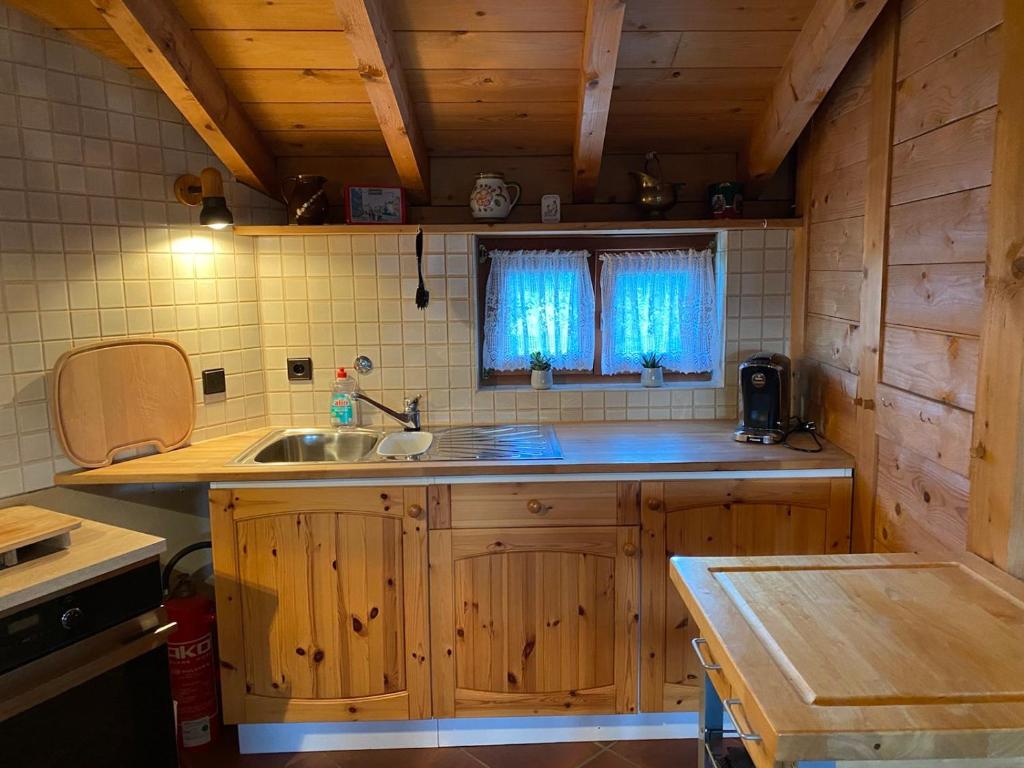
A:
<box><xmin>469</xmin><ymin>172</ymin><xmax>521</xmax><ymax>221</ymax></box>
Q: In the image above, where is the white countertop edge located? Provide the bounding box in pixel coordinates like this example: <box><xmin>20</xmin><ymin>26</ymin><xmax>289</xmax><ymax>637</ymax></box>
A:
<box><xmin>0</xmin><ymin>536</ymin><xmax>166</xmax><ymax>614</ymax></box>
<box><xmin>211</xmin><ymin>467</ymin><xmax>852</xmax><ymax>489</ymax></box>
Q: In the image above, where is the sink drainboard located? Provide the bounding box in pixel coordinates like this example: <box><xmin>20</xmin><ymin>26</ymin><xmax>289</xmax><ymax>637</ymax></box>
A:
<box><xmin>424</xmin><ymin>425</ymin><xmax>561</xmax><ymax>461</ymax></box>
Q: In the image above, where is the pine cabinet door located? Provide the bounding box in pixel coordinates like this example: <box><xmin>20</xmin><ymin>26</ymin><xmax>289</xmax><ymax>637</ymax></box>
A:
<box><xmin>429</xmin><ymin>526</ymin><xmax>640</xmax><ymax>718</ymax></box>
<box><xmin>210</xmin><ymin>487</ymin><xmax>430</xmax><ymax>723</ymax></box>
<box><xmin>639</xmin><ymin>478</ymin><xmax>852</xmax><ymax>713</ymax></box>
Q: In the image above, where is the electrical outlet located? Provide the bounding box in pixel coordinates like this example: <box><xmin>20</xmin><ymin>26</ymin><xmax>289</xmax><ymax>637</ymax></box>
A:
<box><xmin>202</xmin><ymin>368</ymin><xmax>226</xmax><ymax>395</ymax></box>
<box><xmin>287</xmin><ymin>357</ymin><xmax>313</xmax><ymax>381</ymax></box>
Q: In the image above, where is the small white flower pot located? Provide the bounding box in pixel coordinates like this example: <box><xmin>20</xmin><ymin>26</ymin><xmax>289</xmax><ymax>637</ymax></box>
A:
<box><xmin>531</xmin><ymin>369</ymin><xmax>553</xmax><ymax>390</ymax></box>
<box><xmin>641</xmin><ymin>367</ymin><xmax>664</xmax><ymax>388</ymax></box>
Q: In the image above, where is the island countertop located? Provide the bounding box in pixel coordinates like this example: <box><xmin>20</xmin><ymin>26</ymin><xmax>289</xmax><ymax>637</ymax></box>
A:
<box><xmin>53</xmin><ymin>420</ymin><xmax>852</xmax><ymax>486</ymax></box>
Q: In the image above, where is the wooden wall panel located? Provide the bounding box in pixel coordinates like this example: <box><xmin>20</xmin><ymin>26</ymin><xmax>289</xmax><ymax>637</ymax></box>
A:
<box><xmin>893</xmin><ymin>25</ymin><xmax>1000</xmax><ymax>143</ymax></box>
<box><xmin>856</xmin><ymin>0</ymin><xmax>1003</xmax><ymax>560</ymax></box>
<box><xmin>806</xmin><ymin>362</ymin><xmax>860</xmax><ymax>456</ymax></box>
<box><xmin>890</xmin><ymin>107</ymin><xmax>996</xmax><ymax>205</ymax></box>
<box><xmin>874</xmin><ymin>437</ymin><xmax>970</xmax><ymax>554</ymax></box>
<box><xmin>808</xmin><ymin>160</ymin><xmax>868</xmax><ymax>223</ymax></box>
<box><xmin>967</xmin><ymin>0</ymin><xmax>1024</xmax><ymax>576</ymax></box>
<box><xmin>888</xmin><ymin>188</ymin><xmax>990</xmax><ymax>265</ymax></box>
<box><xmin>798</xmin><ymin>30</ymin><xmax>879</xmax><ymax>479</ymax></box>
<box><xmin>807</xmin><ymin>271</ymin><xmax>861</xmax><ymax>322</ymax></box>
<box><xmin>795</xmin><ymin>0</ymin><xmax>996</xmax><ymax>560</ymax></box>
<box><xmin>884</xmin><ymin>263</ymin><xmax>986</xmax><ymax>336</ymax></box>
<box><xmin>806</xmin><ymin>101</ymin><xmax>872</xmax><ymax>176</ymax></box>
<box><xmin>875</xmin><ymin>383</ymin><xmax>973</xmax><ymax>478</ymax></box>
<box><xmin>895</xmin><ymin>0</ymin><xmax>1002</xmax><ymax>80</ymax></box>
<box><xmin>805</xmin><ymin>315</ymin><xmax>860</xmax><ymax>374</ymax></box>
<box><xmin>881</xmin><ymin>326</ymin><xmax>979</xmax><ymax>411</ymax></box>
<box><xmin>808</xmin><ymin>217</ymin><xmax>865</xmax><ymax>271</ymax></box>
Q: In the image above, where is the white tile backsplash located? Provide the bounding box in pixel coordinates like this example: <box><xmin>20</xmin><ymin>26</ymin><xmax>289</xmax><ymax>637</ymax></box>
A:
<box><xmin>0</xmin><ymin>3</ymin><xmax>793</xmax><ymax>495</ymax></box>
<box><xmin>0</xmin><ymin>4</ymin><xmax>282</xmax><ymax>496</ymax></box>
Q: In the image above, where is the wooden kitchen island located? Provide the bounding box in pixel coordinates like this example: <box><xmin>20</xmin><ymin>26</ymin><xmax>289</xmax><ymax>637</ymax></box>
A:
<box><xmin>671</xmin><ymin>553</ymin><xmax>1024</xmax><ymax>768</ymax></box>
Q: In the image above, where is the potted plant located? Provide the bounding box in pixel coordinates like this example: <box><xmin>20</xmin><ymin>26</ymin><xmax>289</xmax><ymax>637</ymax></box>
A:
<box><xmin>641</xmin><ymin>352</ymin><xmax>665</xmax><ymax>388</ymax></box>
<box><xmin>529</xmin><ymin>351</ymin><xmax>553</xmax><ymax>390</ymax></box>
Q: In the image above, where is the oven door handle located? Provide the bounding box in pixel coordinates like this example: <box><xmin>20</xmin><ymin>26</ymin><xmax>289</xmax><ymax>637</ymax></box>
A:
<box><xmin>0</xmin><ymin>607</ymin><xmax>176</xmax><ymax>723</ymax></box>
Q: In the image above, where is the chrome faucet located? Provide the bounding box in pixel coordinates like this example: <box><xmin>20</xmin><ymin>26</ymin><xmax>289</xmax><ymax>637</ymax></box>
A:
<box><xmin>352</xmin><ymin>391</ymin><xmax>422</xmax><ymax>431</ymax></box>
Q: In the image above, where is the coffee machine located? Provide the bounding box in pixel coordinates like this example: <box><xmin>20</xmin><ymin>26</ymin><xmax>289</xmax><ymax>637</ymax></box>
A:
<box><xmin>734</xmin><ymin>352</ymin><xmax>791</xmax><ymax>444</ymax></box>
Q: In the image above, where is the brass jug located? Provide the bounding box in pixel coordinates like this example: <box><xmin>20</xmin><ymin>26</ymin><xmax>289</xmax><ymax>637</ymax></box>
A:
<box><xmin>631</xmin><ymin>152</ymin><xmax>685</xmax><ymax>219</ymax></box>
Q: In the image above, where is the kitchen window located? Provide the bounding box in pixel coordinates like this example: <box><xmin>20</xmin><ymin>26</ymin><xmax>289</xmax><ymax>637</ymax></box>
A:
<box><xmin>477</xmin><ymin>235</ymin><xmax>723</xmax><ymax>387</ymax></box>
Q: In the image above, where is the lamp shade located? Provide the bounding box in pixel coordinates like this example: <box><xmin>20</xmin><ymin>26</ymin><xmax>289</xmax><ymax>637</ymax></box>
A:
<box><xmin>199</xmin><ymin>196</ymin><xmax>233</xmax><ymax>229</ymax></box>
<box><xmin>199</xmin><ymin>167</ymin><xmax>232</xmax><ymax>229</ymax></box>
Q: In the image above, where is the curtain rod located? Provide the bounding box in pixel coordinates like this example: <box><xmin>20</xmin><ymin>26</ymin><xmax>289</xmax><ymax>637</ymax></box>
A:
<box><xmin>478</xmin><ymin>242</ymin><xmax>716</xmax><ymax>262</ymax></box>
<box><xmin>477</xmin><ymin>245</ymin><xmax>594</xmax><ymax>263</ymax></box>
<box><xmin>597</xmin><ymin>243</ymin><xmax>716</xmax><ymax>254</ymax></box>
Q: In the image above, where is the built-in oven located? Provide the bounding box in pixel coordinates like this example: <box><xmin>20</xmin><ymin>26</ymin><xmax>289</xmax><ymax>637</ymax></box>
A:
<box><xmin>0</xmin><ymin>560</ymin><xmax>179</xmax><ymax>767</ymax></box>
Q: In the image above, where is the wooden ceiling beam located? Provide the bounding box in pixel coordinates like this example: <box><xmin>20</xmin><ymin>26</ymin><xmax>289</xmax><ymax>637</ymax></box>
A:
<box><xmin>746</xmin><ymin>0</ymin><xmax>889</xmax><ymax>179</ymax></box>
<box><xmin>90</xmin><ymin>0</ymin><xmax>278</xmax><ymax>196</ymax></box>
<box><xmin>573</xmin><ymin>0</ymin><xmax>626</xmax><ymax>203</ymax></box>
<box><xmin>335</xmin><ymin>0</ymin><xmax>430</xmax><ymax>204</ymax></box>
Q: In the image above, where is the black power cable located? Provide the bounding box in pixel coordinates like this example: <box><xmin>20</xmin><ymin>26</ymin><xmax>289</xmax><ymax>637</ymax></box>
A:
<box><xmin>783</xmin><ymin>417</ymin><xmax>823</xmax><ymax>453</ymax></box>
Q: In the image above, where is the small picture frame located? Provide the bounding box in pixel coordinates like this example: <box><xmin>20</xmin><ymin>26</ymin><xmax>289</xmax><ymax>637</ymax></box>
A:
<box><xmin>541</xmin><ymin>194</ymin><xmax>561</xmax><ymax>223</ymax></box>
<box><xmin>344</xmin><ymin>186</ymin><xmax>407</xmax><ymax>224</ymax></box>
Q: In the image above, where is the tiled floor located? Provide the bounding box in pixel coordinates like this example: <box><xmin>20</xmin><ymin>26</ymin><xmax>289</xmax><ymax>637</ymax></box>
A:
<box><xmin>182</xmin><ymin>728</ymin><xmax>707</xmax><ymax>768</ymax></box>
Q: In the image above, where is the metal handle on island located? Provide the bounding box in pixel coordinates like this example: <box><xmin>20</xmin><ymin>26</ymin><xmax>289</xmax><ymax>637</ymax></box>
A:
<box><xmin>724</xmin><ymin>698</ymin><xmax>762</xmax><ymax>743</ymax></box>
<box><xmin>526</xmin><ymin>499</ymin><xmax>544</xmax><ymax>514</ymax></box>
<box><xmin>691</xmin><ymin>637</ymin><xmax>722</xmax><ymax>671</ymax></box>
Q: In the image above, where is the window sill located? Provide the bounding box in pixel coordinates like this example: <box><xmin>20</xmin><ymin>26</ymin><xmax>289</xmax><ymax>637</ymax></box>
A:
<box><xmin>478</xmin><ymin>378</ymin><xmax>725</xmax><ymax>393</ymax></box>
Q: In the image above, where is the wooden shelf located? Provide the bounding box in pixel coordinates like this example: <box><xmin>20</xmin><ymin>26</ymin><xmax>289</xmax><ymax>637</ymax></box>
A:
<box><xmin>233</xmin><ymin>218</ymin><xmax>803</xmax><ymax>237</ymax></box>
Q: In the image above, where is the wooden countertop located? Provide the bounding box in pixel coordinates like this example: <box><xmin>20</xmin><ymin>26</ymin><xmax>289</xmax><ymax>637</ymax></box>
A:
<box><xmin>670</xmin><ymin>552</ymin><xmax>1024</xmax><ymax>765</ymax></box>
<box><xmin>0</xmin><ymin>518</ymin><xmax>165</xmax><ymax>614</ymax></box>
<box><xmin>53</xmin><ymin>421</ymin><xmax>852</xmax><ymax>486</ymax></box>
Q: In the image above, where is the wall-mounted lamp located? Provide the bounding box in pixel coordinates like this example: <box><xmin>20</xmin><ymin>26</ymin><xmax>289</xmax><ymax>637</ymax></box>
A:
<box><xmin>174</xmin><ymin>167</ymin><xmax>234</xmax><ymax>230</ymax></box>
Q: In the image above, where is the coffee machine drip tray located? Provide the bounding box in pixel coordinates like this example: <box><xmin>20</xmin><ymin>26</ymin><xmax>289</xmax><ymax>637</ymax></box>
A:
<box><xmin>733</xmin><ymin>425</ymin><xmax>785</xmax><ymax>444</ymax></box>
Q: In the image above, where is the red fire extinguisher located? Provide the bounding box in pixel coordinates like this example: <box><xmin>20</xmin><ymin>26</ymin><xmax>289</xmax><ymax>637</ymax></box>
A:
<box><xmin>163</xmin><ymin>542</ymin><xmax>219</xmax><ymax>752</ymax></box>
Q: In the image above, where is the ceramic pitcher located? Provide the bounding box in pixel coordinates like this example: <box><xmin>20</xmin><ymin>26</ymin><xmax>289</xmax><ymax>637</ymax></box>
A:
<box><xmin>469</xmin><ymin>172</ymin><xmax>521</xmax><ymax>221</ymax></box>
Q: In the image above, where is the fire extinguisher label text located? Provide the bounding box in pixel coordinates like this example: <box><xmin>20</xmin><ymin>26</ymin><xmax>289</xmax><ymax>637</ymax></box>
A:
<box><xmin>169</xmin><ymin>635</ymin><xmax>213</xmax><ymax>659</ymax></box>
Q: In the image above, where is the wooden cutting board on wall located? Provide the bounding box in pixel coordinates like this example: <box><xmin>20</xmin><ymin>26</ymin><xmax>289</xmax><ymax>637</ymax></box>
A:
<box><xmin>51</xmin><ymin>338</ymin><xmax>195</xmax><ymax>468</ymax></box>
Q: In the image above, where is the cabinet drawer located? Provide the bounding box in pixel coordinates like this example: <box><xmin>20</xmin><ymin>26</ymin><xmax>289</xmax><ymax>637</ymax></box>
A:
<box><xmin>450</xmin><ymin>482</ymin><xmax>620</xmax><ymax>527</ymax></box>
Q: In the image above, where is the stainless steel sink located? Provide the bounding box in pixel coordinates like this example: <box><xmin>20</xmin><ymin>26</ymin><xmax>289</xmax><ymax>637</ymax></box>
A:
<box><xmin>233</xmin><ymin>428</ymin><xmax>382</xmax><ymax>464</ymax></box>
<box><xmin>232</xmin><ymin>425</ymin><xmax>561</xmax><ymax>465</ymax></box>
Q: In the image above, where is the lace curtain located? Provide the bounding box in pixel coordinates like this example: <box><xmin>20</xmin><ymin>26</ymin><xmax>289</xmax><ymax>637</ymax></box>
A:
<box><xmin>483</xmin><ymin>249</ymin><xmax>595</xmax><ymax>371</ymax></box>
<box><xmin>599</xmin><ymin>249</ymin><xmax>716</xmax><ymax>374</ymax></box>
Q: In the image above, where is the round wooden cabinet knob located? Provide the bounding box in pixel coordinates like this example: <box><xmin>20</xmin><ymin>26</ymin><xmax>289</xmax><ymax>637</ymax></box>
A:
<box><xmin>623</xmin><ymin>542</ymin><xmax>638</xmax><ymax>557</ymax></box>
<box><xmin>646</xmin><ymin>497</ymin><xmax>662</xmax><ymax>511</ymax></box>
<box><xmin>407</xmin><ymin>504</ymin><xmax>424</xmax><ymax>519</ymax></box>
<box><xmin>526</xmin><ymin>499</ymin><xmax>544</xmax><ymax>514</ymax></box>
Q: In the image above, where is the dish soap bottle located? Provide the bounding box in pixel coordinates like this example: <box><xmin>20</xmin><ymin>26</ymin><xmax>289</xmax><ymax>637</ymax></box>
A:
<box><xmin>330</xmin><ymin>367</ymin><xmax>357</xmax><ymax>427</ymax></box>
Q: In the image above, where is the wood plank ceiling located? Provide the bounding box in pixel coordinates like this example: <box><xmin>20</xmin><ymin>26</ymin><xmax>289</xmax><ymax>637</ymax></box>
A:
<box><xmin>12</xmin><ymin>0</ymin><xmax>836</xmax><ymax>200</ymax></box>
